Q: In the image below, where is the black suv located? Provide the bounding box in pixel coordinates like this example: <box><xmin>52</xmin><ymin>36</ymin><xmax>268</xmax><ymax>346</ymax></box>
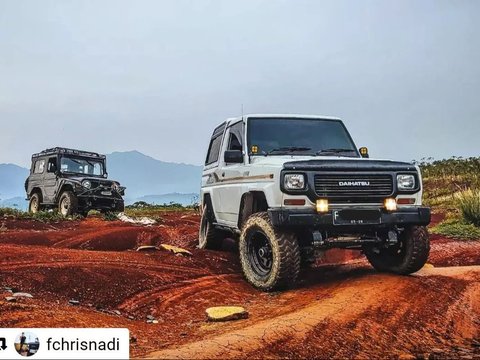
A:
<box><xmin>25</xmin><ymin>147</ymin><xmax>125</xmax><ymax>216</ymax></box>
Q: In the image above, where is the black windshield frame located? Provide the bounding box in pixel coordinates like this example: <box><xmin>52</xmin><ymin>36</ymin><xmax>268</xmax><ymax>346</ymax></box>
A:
<box><xmin>60</xmin><ymin>156</ymin><xmax>106</xmax><ymax>177</ymax></box>
<box><xmin>246</xmin><ymin>117</ymin><xmax>360</xmax><ymax>158</ymax></box>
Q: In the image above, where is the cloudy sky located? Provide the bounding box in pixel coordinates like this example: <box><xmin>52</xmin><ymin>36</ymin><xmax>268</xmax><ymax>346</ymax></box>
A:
<box><xmin>0</xmin><ymin>0</ymin><xmax>478</xmax><ymax>167</ymax></box>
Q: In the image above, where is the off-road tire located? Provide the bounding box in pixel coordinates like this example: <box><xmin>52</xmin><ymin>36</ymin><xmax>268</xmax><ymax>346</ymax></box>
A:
<box><xmin>115</xmin><ymin>201</ymin><xmax>125</xmax><ymax>213</ymax></box>
<box><xmin>28</xmin><ymin>192</ymin><xmax>42</xmax><ymax>214</ymax></box>
<box><xmin>239</xmin><ymin>212</ymin><xmax>301</xmax><ymax>291</ymax></box>
<box><xmin>58</xmin><ymin>191</ymin><xmax>78</xmax><ymax>217</ymax></box>
<box><xmin>364</xmin><ymin>226</ymin><xmax>430</xmax><ymax>274</ymax></box>
<box><xmin>198</xmin><ymin>205</ymin><xmax>222</xmax><ymax>249</ymax></box>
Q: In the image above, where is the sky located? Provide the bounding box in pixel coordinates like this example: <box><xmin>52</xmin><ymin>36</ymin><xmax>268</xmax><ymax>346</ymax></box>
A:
<box><xmin>0</xmin><ymin>0</ymin><xmax>479</xmax><ymax>167</ymax></box>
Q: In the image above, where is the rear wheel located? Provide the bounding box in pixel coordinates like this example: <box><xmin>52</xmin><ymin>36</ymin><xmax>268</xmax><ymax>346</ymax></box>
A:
<box><xmin>239</xmin><ymin>212</ymin><xmax>300</xmax><ymax>291</ymax></box>
<box><xmin>115</xmin><ymin>201</ymin><xmax>125</xmax><ymax>213</ymax></box>
<box><xmin>28</xmin><ymin>193</ymin><xmax>42</xmax><ymax>214</ymax></box>
<box><xmin>58</xmin><ymin>191</ymin><xmax>78</xmax><ymax>217</ymax></box>
<box><xmin>198</xmin><ymin>205</ymin><xmax>223</xmax><ymax>249</ymax></box>
<box><xmin>364</xmin><ymin>226</ymin><xmax>430</xmax><ymax>274</ymax></box>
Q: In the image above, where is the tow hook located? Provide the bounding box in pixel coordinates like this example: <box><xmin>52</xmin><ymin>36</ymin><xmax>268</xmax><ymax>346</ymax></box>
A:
<box><xmin>387</xmin><ymin>230</ymin><xmax>398</xmax><ymax>244</ymax></box>
<box><xmin>312</xmin><ymin>231</ymin><xmax>324</xmax><ymax>247</ymax></box>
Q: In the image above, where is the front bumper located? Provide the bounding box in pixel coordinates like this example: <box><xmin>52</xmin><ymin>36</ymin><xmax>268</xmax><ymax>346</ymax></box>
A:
<box><xmin>77</xmin><ymin>194</ymin><xmax>124</xmax><ymax>210</ymax></box>
<box><xmin>268</xmin><ymin>206</ymin><xmax>431</xmax><ymax>228</ymax></box>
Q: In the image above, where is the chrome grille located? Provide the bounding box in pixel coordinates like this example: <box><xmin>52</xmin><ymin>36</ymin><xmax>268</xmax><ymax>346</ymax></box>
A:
<box><xmin>314</xmin><ymin>174</ymin><xmax>393</xmax><ymax>199</ymax></box>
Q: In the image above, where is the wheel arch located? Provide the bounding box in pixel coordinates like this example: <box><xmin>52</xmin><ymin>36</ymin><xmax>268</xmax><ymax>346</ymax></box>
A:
<box><xmin>55</xmin><ymin>182</ymin><xmax>76</xmax><ymax>203</ymax></box>
<box><xmin>29</xmin><ymin>187</ymin><xmax>43</xmax><ymax>200</ymax></box>
<box><xmin>238</xmin><ymin>191</ymin><xmax>269</xmax><ymax>230</ymax></box>
<box><xmin>202</xmin><ymin>193</ymin><xmax>216</xmax><ymax>222</ymax></box>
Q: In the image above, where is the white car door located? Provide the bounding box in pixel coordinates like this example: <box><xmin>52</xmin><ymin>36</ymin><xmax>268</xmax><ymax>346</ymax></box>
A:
<box><xmin>214</xmin><ymin>121</ymin><xmax>246</xmax><ymax>226</ymax></box>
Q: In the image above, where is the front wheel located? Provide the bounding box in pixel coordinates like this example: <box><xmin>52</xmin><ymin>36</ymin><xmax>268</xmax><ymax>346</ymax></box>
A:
<box><xmin>58</xmin><ymin>191</ymin><xmax>78</xmax><ymax>217</ymax></box>
<box><xmin>364</xmin><ymin>226</ymin><xmax>430</xmax><ymax>274</ymax></box>
<box><xmin>239</xmin><ymin>212</ymin><xmax>300</xmax><ymax>291</ymax></box>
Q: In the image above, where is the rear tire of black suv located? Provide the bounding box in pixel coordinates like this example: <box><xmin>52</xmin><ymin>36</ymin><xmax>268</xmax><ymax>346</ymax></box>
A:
<box><xmin>28</xmin><ymin>193</ymin><xmax>42</xmax><ymax>214</ymax></box>
<box><xmin>364</xmin><ymin>226</ymin><xmax>430</xmax><ymax>275</ymax></box>
<box><xmin>198</xmin><ymin>205</ymin><xmax>223</xmax><ymax>249</ymax></box>
<box><xmin>58</xmin><ymin>191</ymin><xmax>78</xmax><ymax>217</ymax></box>
<box><xmin>239</xmin><ymin>212</ymin><xmax>300</xmax><ymax>291</ymax></box>
<box><xmin>115</xmin><ymin>201</ymin><xmax>125</xmax><ymax>213</ymax></box>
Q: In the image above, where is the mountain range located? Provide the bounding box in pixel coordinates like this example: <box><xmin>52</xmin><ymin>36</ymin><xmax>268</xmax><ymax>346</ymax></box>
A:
<box><xmin>0</xmin><ymin>151</ymin><xmax>202</xmax><ymax>209</ymax></box>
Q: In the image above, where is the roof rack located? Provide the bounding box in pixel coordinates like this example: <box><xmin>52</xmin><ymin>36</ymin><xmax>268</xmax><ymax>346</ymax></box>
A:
<box><xmin>32</xmin><ymin>147</ymin><xmax>106</xmax><ymax>159</ymax></box>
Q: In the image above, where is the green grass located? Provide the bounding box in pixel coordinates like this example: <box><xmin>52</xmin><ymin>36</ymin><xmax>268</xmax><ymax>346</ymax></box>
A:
<box><xmin>456</xmin><ymin>189</ymin><xmax>480</xmax><ymax>226</ymax></box>
<box><xmin>0</xmin><ymin>207</ymin><xmax>80</xmax><ymax>222</ymax></box>
<box><xmin>418</xmin><ymin>157</ymin><xmax>480</xmax><ymax>240</ymax></box>
<box><xmin>431</xmin><ymin>219</ymin><xmax>480</xmax><ymax>240</ymax></box>
<box><xmin>124</xmin><ymin>201</ymin><xmax>199</xmax><ymax>219</ymax></box>
<box><xmin>419</xmin><ymin>156</ymin><xmax>480</xmax><ymax>211</ymax></box>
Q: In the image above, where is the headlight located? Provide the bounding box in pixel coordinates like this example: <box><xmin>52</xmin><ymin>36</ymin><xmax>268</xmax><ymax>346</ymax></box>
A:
<box><xmin>284</xmin><ymin>174</ymin><xmax>305</xmax><ymax>190</ymax></box>
<box><xmin>82</xmin><ymin>180</ymin><xmax>92</xmax><ymax>189</ymax></box>
<box><xmin>397</xmin><ymin>174</ymin><xmax>415</xmax><ymax>190</ymax></box>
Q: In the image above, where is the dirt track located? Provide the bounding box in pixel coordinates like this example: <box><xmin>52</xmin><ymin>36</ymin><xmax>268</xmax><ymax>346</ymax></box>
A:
<box><xmin>1</xmin><ymin>212</ymin><xmax>479</xmax><ymax>359</ymax></box>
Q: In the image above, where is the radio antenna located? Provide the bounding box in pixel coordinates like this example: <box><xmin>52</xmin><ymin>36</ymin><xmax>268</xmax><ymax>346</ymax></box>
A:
<box><xmin>241</xmin><ymin>103</ymin><xmax>244</xmax><ymax>118</ymax></box>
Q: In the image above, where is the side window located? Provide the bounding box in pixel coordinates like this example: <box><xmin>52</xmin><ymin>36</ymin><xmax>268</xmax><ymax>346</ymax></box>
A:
<box><xmin>47</xmin><ymin>157</ymin><xmax>57</xmax><ymax>173</ymax></box>
<box><xmin>34</xmin><ymin>160</ymin><xmax>45</xmax><ymax>174</ymax></box>
<box><xmin>205</xmin><ymin>135</ymin><xmax>223</xmax><ymax>165</ymax></box>
<box><xmin>228</xmin><ymin>133</ymin><xmax>242</xmax><ymax>151</ymax></box>
<box><xmin>227</xmin><ymin>122</ymin><xmax>244</xmax><ymax>151</ymax></box>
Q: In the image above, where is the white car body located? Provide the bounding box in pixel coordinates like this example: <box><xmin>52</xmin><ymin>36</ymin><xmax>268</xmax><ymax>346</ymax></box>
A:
<box><xmin>200</xmin><ymin>114</ymin><xmax>423</xmax><ymax>231</ymax></box>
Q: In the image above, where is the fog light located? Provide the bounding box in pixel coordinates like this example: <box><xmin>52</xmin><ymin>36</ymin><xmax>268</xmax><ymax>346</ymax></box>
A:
<box><xmin>384</xmin><ymin>198</ymin><xmax>397</xmax><ymax>211</ymax></box>
<box><xmin>316</xmin><ymin>199</ymin><xmax>329</xmax><ymax>213</ymax></box>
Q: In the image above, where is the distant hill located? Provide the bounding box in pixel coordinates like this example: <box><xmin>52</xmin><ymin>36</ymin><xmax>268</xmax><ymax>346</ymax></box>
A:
<box><xmin>130</xmin><ymin>193</ymin><xmax>198</xmax><ymax>206</ymax></box>
<box><xmin>106</xmin><ymin>151</ymin><xmax>202</xmax><ymax>199</ymax></box>
<box><xmin>0</xmin><ymin>164</ymin><xmax>29</xmax><ymax>201</ymax></box>
<box><xmin>0</xmin><ymin>151</ymin><xmax>201</xmax><ymax>209</ymax></box>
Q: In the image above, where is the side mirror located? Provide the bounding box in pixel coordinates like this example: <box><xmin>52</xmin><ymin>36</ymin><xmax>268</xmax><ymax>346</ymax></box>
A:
<box><xmin>359</xmin><ymin>147</ymin><xmax>369</xmax><ymax>158</ymax></box>
<box><xmin>224</xmin><ymin>150</ymin><xmax>244</xmax><ymax>163</ymax></box>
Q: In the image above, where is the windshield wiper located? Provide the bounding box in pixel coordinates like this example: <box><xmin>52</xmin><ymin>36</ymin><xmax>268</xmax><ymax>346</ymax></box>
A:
<box><xmin>265</xmin><ymin>146</ymin><xmax>312</xmax><ymax>156</ymax></box>
<box><xmin>316</xmin><ymin>148</ymin><xmax>357</xmax><ymax>155</ymax></box>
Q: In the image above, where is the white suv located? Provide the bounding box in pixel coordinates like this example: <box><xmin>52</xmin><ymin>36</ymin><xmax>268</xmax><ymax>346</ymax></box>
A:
<box><xmin>200</xmin><ymin>114</ymin><xmax>430</xmax><ymax>291</ymax></box>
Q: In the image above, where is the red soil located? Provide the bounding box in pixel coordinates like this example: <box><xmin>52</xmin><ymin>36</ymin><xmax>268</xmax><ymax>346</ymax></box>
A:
<box><xmin>1</xmin><ymin>212</ymin><xmax>479</xmax><ymax>359</ymax></box>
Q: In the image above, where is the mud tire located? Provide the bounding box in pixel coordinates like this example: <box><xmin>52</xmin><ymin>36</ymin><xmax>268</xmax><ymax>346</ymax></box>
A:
<box><xmin>28</xmin><ymin>192</ymin><xmax>42</xmax><ymax>214</ymax></box>
<box><xmin>364</xmin><ymin>226</ymin><xmax>430</xmax><ymax>274</ymax></box>
<box><xmin>58</xmin><ymin>191</ymin><xmax>78</xmax><ymax>217</ymax></box>
<box><xmin>239</xmin><ymin>212</ymin><xmax>300</xmax><ymax>291</ymax></box>
<box><xmin>198</xmin><ymin>205</ymin><xmax>222</xmax><ymax>249</ymax></box>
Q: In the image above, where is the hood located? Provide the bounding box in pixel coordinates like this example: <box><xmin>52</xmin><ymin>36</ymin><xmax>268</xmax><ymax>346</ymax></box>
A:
<box><xmin>65</xmin><ymin>176</ymin><xmax>116</xmax><ymax>185</ymax></box>
<box><xmin>283</xmin><ymin>158</ymin><xmax>417</xmax><ymax>172</ymax></box>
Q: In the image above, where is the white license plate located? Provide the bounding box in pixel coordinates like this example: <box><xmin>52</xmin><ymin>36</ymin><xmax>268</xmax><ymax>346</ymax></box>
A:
<box><xmin>101</xmin><ymin>191</ymin><xmax>112</xmax><ymax>196</ymax></box>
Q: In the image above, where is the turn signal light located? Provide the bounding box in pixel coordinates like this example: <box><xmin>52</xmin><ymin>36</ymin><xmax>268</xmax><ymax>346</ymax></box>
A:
<box><xmin>284</xmin><ymin>199</ymin><xmax>306</xmax><ymax>206</ymax></box>
<box><xmin>397</xmin><ymin>198</ymin><xmax>415</xmax><ymax>205</ymax></box>
<box><xmin>316</xmin><ymin>199</ymin><xmax>329</xmax><ymax>213</ymax></box>
<box><xmin>384</xmin><ymin>198</ymin><xmax>397</xmax><ymax>211</ymax></box>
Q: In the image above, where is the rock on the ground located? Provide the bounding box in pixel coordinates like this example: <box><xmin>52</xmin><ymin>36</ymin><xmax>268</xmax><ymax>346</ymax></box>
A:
<box><xmin>160</xmin><ymin>244</ymin><xmax>192</xmax><ymax>256</ymax></box>
<box><xmin>146</xmin><ymin>315</ymin><xmax>156</xmax><ymax>320</ymax></box>
<box><xmin>136</xmin><ymin>245</ymin><xmax>160</xmax><ymax>252</ymax></box>
<box><xmin>5</xmin><ymin>296</ymin><xmax>16</xmax><ymax>302</ymax></box>
<box><xmin>69</xmin><ymin>299</ymin><xmax>80</xmax><ymax>306</ymax></box>
<box><xmin>13</xmin><ymin>292</ymin><xmax>33</xmax><ymax>298</ymax></box>
<box><xmin>118</xmin><ymin>213</ymin><xmax>156</xmax><ymax>226</ymax></box>
<box><xmin>206</xmin><ymin>306</ymin><xmax>249</xmax><ymax>322</ymax></box>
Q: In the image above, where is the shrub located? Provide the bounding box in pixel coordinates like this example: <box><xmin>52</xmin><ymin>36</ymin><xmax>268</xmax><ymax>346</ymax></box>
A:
<box><xmin>457</xmin><ymin>189</ymin><xmax>480</xmax><ymax>226</ymax></box>
<box><xmin>431</xmin><ymin>219</ymin><xmax>480</xmax><ymax>240</ymax></box>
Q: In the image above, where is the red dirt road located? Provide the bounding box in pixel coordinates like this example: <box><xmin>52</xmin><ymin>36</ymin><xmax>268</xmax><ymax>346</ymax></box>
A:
<box><xmin>1</xmin><ymin>212</ymin><xmax>479</xmax><ymax>359</ymax></box>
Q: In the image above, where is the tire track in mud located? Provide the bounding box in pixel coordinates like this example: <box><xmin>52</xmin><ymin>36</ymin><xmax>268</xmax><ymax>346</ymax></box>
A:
<box><xmin>0</xmin><ymin>259</ymin><xmax>204</xmax><ymax>276</ymax></box>
<box><xmin>118</xmin><ymin>273</ymin><xmax>241</xmax><ymax>312</ymax></box>
<box><xmin>146</xmin><ymin>266</ymin><xmax>480</xmax><ymax>359</ymax></box>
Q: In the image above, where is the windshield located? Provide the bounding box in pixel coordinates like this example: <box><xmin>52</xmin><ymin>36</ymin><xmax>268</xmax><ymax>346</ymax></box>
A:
<box><xmin>247</xmin><ymin>118</ymin><xmax>359</xmax><ymax>157</ymax></box>
<box><xmin>60</xmin><ymin>156</ymin><xmax>105</xmax><ymax>176</ymax></box>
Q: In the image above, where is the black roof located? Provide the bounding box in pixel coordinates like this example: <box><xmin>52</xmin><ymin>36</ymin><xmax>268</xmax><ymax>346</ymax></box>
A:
<box><xmin>32</xmin><ymin>147</ymin><xmax>106</xmax><ymax>159</ymax></box>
